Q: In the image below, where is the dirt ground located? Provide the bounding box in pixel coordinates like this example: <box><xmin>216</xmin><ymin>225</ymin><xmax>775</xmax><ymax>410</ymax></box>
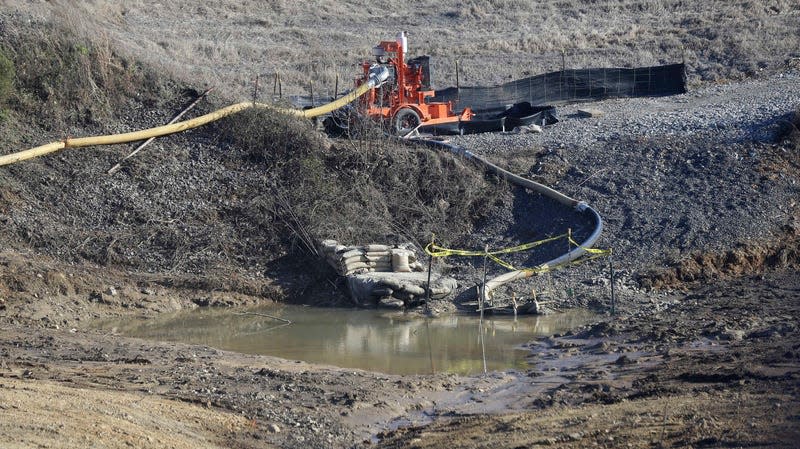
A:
<box><xmin>2</xmin><ymin>267</ymin><xmax>798</xmax><ymax>448</ymax></box>
<box><xmin>2</xmin><ymin>2</ymin><xmax>800</xmax><ymax>448</ymax></box>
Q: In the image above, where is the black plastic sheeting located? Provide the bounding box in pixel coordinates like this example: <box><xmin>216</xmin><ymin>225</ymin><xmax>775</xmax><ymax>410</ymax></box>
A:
<box><xmin>432</xmin><ymin>63</ymin><xmax>687</xmax><ymax>114</ymax></box>
<box><xmin>424</xmin><ymin>103</ymin><xmax>558</xmax><ymax>135</ymax></box>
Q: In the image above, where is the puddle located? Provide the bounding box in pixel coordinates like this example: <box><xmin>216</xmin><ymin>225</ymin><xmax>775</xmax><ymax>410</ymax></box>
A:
<box><xmin>93</xmin><ymin>305</ymin><xmax>596</xmax><ymax>375</ymax></box>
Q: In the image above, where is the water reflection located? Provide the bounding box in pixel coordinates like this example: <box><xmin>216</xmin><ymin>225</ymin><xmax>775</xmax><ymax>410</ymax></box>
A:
<box><xmin>94</xmin><ymin>305</ymin><xmax>595</xmax><ymax>375</ymax></box>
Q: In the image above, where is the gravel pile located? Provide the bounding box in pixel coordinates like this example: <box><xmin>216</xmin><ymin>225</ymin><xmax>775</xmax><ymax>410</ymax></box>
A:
<box><xmin>451</xmin><ymin>71</ymin><xmax>800</xmax><ymax>274</ymax></box>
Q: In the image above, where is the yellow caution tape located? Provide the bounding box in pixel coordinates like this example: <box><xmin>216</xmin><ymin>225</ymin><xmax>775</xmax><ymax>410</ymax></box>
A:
<box><xmin>425</xmin><ymin>232</ymin><xmax>612</xmax><ymax>274</ymax></box>
<box><xmin>425</xmin><ymin>233</ymin><xmax>567</xmax><ymax>258</ymax></box>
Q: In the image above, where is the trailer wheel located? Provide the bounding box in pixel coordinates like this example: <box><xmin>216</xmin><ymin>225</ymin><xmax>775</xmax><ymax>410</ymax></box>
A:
<box><xmin>394</xmin><ymin>108</ymin><xmax>421</xmax><ymax>136</ymax></box>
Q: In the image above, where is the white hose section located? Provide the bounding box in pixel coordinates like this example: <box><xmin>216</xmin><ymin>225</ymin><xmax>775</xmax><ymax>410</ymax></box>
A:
<box><xmin>417</xmin><ymin>139</ymin><xmax>604</xmax><ymax>303</ymax></box>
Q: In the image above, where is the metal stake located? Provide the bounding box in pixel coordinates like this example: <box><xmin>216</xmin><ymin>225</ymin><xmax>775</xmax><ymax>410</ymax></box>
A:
<box><xmin>425</xmin><ymin>235</ymin><xmax>434</xmax><ymax>314</ymax></box>
<box><xmin>479</xmin><ymin>244</ymin><xmax>489</xmax><ymax>375</ymax></box>
<box><xmin>609</xmin><ymin>250</ymin><xmax>616</xmax><ymax>315</ymax></box>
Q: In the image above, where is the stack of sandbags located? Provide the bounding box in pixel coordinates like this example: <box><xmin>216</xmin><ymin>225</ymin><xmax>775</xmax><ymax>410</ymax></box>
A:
<box><xmin>319</xmin><ymin>240</ymin><xmax>424</xmax><ymax>276</ymax></box>
<box><xmin>346</xmin><ymin>271</ymin><xmax>458</xmax><ymax>308</ymax></box>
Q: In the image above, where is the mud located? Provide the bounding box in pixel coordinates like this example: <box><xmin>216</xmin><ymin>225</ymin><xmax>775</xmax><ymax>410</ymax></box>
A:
<box><xmin>2</xmin><ymin>263</ymin><xmax>798</xmax><ymax>448</ymax></box>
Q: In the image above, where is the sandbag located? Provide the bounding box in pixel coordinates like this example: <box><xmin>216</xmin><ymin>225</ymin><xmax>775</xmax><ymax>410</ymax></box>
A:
<box><xmin>391</xmin><ymin>249</ymin><xmax>411</xmax><ymax>273</ymax></box>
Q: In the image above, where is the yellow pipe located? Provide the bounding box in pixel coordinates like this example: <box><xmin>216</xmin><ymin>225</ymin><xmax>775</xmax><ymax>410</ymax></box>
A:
<box><xmin>0</xmin><ymin>81</ymin><xmax>374</xmax><ymax>167</ymax></box>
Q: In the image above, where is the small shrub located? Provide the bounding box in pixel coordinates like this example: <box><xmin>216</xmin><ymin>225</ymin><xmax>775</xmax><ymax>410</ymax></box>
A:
<box><xmin>1</xmin><ymin>21</ymin><xmax>161</xmax><ymax>131</ymax></box>
<box><xmin>218</xmin><ymin>109</ymin><xmax>503</xmax><ymax>254</ymax></box>
<box><xmin>219</xmin><ymin>107</ymin><xmax>327</xmax><ymax>166</ymax></box>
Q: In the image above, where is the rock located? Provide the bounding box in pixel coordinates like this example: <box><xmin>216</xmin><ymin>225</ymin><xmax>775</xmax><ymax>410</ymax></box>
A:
<box><xmin>347</xmin><ymin>272</ymin><xmax>457</xmax><ymax>306</ymax></box>
<box><xmin>614</xmin><ymin>355</ymin><xmax>636</xmax><ymax>365</ymax></box>
<box><xmin>525</xmin><ymin>300</ymin><xmax>542</xmax><ymax>314</ymax></box>
<box><xmin>106</xmin><ymin>286</ymin><xmax>118</xmax><ymax>296</ymax></box>
<box><xmin>267</xmin><ymin>423</ymin><xmax>281</xmax><ymax>433</ymax></box>
<box><xmin>378</xmin><ymin>297</ymin><xmax>405</xmax><ymax>309</ymax></box>
<box><xmin>511</xmin><ymin>124</ymin><xmax>542</xmax><ymax>134</ymax></box>
<box><xmin>577</xmin><ymin>108</ymin><xmax>603</xmax><ymax>117</ymax></box>
<box><xmin>720</xmin><ymin>328</ymin><xmax>745</xmax><ymax>341</ymax></box>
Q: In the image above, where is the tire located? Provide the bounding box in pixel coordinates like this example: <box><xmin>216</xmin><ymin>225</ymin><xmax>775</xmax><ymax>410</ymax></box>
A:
<box><xmin>394</xmin><ymin>108</ymin><xmax>421</xmax><ymax>135</ymax></box>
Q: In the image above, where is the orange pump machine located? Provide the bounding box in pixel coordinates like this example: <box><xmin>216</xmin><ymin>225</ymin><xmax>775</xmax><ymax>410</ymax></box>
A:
<box><xmin>356</xmin><ymin>32</ymin><xmax>472</xmax><ymax>134</ymax></box>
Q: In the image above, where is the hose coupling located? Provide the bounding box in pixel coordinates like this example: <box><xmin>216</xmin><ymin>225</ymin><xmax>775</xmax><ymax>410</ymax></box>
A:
<box><xmin>367</xmin><ymin>65</ymin><xmax>390</xmax><ymax>88</ymax></box>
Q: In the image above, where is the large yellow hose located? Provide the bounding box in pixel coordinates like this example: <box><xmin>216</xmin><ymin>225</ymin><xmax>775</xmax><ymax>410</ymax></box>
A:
<box><xmin>0</xmin><ymin>81</ymin><xmax>374</xmax><ymax>167</ymax></box>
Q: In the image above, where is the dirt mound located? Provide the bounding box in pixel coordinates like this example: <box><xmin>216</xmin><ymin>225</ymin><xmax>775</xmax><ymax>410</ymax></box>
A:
<box><xmin>0</xmin><ymin>17</ymin><xmax>506</xmax><ymax>309</ymax></box>
<box><xmin>0</xmin><ymin>378</ymin><xmax>249</xmax><ymax>449</ymax></box>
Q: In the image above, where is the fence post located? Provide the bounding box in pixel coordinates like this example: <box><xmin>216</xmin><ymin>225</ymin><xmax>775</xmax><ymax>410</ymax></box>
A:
<box><xmin>252</xmin><ymin>74</ymin><xmax>259</xmax><ymax>105</ymax></box>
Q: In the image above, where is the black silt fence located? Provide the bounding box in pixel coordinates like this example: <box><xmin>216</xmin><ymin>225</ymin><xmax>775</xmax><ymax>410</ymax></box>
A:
<box><xmin>432</xmin><ymin>63</ymin><xmax>687</xmax><ymax>114</ymax></box>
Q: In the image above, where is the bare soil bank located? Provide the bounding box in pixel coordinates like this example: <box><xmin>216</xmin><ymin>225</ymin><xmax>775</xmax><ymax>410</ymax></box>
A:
<box><xmin>2</xmin><ymin>270</ymin><xmax>798</xmax><ymax>448</ymax></box>
<box><xmin>1</xmin><ymin>2</ymin><xmax>800</xmax><ymax>448</ymax></box>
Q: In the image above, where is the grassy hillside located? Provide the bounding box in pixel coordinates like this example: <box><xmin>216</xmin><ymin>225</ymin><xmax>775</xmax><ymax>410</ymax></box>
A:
<box><xmin>10</xmin><ymin>0</ymin><xmax>798</xmax><ymax>99</ymax></box>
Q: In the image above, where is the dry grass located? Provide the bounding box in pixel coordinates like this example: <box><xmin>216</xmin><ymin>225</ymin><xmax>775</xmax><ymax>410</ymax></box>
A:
<box><xmin>218</xmin><ymin>108</ymin><xmax>504</xmax><ymax>251</ymax></box>
<box><xmin>8</xmin><ymin>0</ymin><xmax>798</xmax><ymax>101</ymax></box>
<box><xmin>0</xmin><ymin>13</ymin><xmax>172</xmax><ymax>133</ymax></box>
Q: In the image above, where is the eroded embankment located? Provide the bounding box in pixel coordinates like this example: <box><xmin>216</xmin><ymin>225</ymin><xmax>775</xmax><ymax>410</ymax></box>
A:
<box><xmin>640</xmin><ymin>221</ymin><xmax>800</xmax><ymax>289</ymax></box>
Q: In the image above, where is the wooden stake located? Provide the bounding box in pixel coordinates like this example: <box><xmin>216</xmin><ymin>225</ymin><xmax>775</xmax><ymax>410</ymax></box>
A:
<box><xmin>107</xmin><ymin>87</ymin><xmax>214</xmax><ymax>175</ymax></box>
<box><xmin>252</xmin><ymin>74</ymin><xmax>259</xmax><ymax>105</ymax></box>
<box><xmin>511</xmin><ymin>292</ymin><xmax>518</xmax><ymax>319</ymax></box>
<box><xmin>567</xmin><ymin>228</ymin><xmax>572</xmax><ymax>254</ymax></box>
<box><xmin>481</xmin><ymin>244</ymin><xmax>489</xmax><ymax>309</ymax></box>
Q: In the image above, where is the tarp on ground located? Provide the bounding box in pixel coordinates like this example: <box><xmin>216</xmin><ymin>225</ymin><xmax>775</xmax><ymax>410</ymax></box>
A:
<box><xmin>432</xmin><ymin>63</ymin><xmax>687</xmax><ymax>114</ymax></box>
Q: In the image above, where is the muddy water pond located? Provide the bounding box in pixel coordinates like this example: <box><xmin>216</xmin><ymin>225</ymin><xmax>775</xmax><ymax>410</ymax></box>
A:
<box><xmin>95</xmin><ymin>305</ymin><xmax>596</xmax><ymax>375</ymax></box>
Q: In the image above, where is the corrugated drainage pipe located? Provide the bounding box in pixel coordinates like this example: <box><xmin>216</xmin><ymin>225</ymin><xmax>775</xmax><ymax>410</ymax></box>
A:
<box><xmin>415</xmin><ymin>139</ymin><xmax>604</xmax><ymax>303</ymax></box>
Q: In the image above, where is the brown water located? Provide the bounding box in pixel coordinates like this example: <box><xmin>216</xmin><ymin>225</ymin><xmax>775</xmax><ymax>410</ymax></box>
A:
<box><xmin>94</xmin><ymin>305</ymin><xmax>596</xmax><ymax>375</ymax></box>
